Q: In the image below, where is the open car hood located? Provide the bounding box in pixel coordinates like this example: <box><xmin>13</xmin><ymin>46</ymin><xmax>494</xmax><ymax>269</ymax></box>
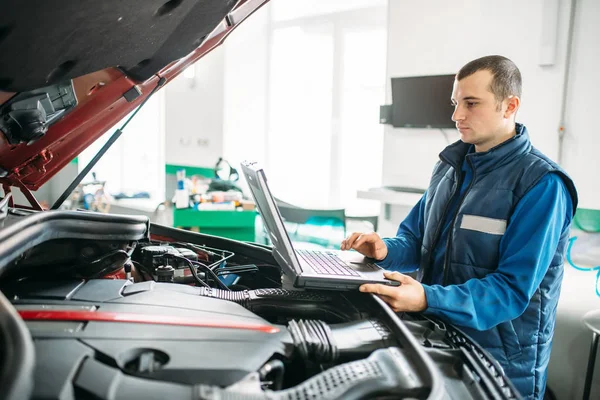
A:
<box><xmin>0</xmin><ymin>0</ymin><xmax>268</xmax><ymax>203</ymax></box>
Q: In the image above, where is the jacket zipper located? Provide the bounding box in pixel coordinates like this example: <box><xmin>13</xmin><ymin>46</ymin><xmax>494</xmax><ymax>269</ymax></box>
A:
<box><xmin>442</xmin><ymin>156</ymin><xmax>476</xmax><ymax>285</ymax></box>
<box><xmin>423</xmin><ymin>157</ymin><xmax>461</xmax><ymax>283</ymax></box>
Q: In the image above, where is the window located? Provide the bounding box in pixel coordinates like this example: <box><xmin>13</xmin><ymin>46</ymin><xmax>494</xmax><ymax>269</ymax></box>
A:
<box><xmin>267</xmin><ymin>24</ymin><xmax>334</xmax><ymax>206</ymax></box>
<box><xmin>266</xmin><ymin>2</ymin><xmax>387</xmax><ymax>214</ymax></box>
<box><xmin>337</xmin><ymin>27</ymin><xmax>387</xmax><ymax>213</ymax></box>
<box><xmin>78</xmin><ymin>91</ymin><xmax>165</xmax><ymax>201</ymax></box>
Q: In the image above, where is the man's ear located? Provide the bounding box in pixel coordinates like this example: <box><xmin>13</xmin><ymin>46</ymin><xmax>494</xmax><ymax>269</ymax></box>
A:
<box><xmin>503</xmin><ymin>95</ymin><xmax>520</xmax><ymax>119</ymax></box>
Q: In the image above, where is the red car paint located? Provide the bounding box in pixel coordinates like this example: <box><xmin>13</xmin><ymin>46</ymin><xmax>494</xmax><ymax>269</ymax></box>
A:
<box><xmin>18</xmin><ymin>309</ymin><xmax>279</xmax><ymax>333</ymax></box>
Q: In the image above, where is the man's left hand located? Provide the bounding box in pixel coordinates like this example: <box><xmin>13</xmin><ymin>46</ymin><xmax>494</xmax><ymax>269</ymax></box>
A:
<box><xmin>359</xmin><ymin>271</ymin><xmax>428</xmax><ymax>312</ymax></box>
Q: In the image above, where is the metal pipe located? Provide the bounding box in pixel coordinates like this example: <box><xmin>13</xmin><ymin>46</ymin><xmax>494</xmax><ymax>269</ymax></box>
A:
<box><xmin>583</xmin><ymin>332</ymin><xmax>599</xmax><ymax>400</ymax></box>
<box><xmin>557</xmin><ymin>0</ymin><xmax>578</xmax><ymax>165</ymax></box>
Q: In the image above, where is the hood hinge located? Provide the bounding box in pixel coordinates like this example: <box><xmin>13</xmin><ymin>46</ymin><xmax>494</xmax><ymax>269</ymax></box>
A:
<box><xmin>1</xmin><ymin>181</ymin><xmax>43</xmax><ymax>211</ymax></box>
<box><xmin>0</xmin><ymin>149</ymin><xmax>53</xmax><ymax>210</ymax></box>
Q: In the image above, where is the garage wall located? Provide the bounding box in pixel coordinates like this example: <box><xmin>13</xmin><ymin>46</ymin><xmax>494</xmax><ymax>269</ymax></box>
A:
<box><xmin>379</xmin><ymin>0</ymin><xmax>576</xmax><ymax>236</ymax></box>
<box><xmin>383</xmin><ymin>0</ymin><xmax>572</xmax><ymax>190</ymax></box>
<box><xmin>163</xmin><ymin>46</ymin><xmax>226</xmax><ymax>170</ymax></box>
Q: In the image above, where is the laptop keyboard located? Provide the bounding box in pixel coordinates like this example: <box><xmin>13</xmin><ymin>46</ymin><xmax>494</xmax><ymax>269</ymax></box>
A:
<box><xmin>296</xmin><ymin>249</ymin><xmax>360</xmax><ymax>277</ymax></box>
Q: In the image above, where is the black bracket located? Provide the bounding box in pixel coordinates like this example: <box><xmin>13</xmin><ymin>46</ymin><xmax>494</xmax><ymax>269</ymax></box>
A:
<box><xmin>0</xmin><ymin>81</ymin><xmax>77</xmax><ymax>145</ymax></box>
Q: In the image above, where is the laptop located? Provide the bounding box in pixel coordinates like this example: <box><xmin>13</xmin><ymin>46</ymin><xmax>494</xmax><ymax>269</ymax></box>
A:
<box><xmin>241</xmin><ymin>161</ymin><xmax>400</xmax><ymax>291</ymax></box>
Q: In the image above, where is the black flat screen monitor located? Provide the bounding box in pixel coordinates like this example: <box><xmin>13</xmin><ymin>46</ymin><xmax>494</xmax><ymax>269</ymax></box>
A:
<box><xmin>391</xmin><ymin>74</ymin><xmax>455</xmax><ymax>129</ymax></box>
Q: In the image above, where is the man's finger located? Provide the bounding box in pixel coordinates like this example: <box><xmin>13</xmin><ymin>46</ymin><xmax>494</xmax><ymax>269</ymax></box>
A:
<box><xmin>352</xmin><ymin>233</ymin><xmax>375</xmax><ymax>249</ymax></box>
<box><xmin>351</xmin><ymin>234</ymin><xmax>365</xmax><ymax>250</ymax></box>
<box><xmin>384</xmin><ymin>271</ymin><xmax>412</xmax><ymax>284</ymax></box>
<box><xmin>342</xmin><ymin>232</ymin><xmax>362</xmax><ymax>250</ymax></box>
<box><xmin>359</xmin><ymin>283</ymin><xmax>400</xmax><ymax>297</ymax></box>
<box><xmin>359</xmin><ymin>283</ymin><xmax>379</xmax><ymax>293</ymax></box>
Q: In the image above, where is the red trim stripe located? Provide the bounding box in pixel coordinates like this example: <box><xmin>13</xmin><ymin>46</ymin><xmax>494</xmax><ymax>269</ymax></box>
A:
<box><xmin>18</xmin><ymin>310</ymin><xmax>279</xmax><ymax>334</ymax></box>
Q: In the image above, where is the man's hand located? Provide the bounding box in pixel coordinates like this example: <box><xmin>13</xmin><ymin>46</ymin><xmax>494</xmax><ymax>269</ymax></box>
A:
<box><xmin>359</xmin><ymin>271</ymin><xmax>427</xmax><ymax>312</ymax></box>
<box><xmin>340</xmin><ymin>232</ymin><xmax>388</xmax><ymax>260</ymax></box>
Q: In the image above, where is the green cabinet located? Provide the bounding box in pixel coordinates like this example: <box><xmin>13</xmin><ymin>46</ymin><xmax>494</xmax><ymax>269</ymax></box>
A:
<box><xmin>173</xmin><ymin>208</ymin><xmax>257</xmax><ymax>241</ymax></box>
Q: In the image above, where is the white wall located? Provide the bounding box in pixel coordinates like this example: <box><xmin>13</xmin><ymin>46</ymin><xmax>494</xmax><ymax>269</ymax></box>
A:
<box><xmin>383</xmin><ymin>0</ymin><xmax>572</xmax><ymax>191</ymax></box>
<box><xmin>562</xmin><ymin>0</ymin><xmax>600</xmax><ymax>209</ymax></box>
<box><xmin>378</xmin><ymin>0</ymin><xmax>577</xmax><ymax>237</ymax></box>
<box><xmin>164</xmin><ymin>46</ymin><xmax>225</xmax><ymax>169</ymax></box>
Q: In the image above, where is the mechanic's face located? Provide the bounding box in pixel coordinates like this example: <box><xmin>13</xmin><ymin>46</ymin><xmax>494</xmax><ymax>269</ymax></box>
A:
<box><xmin>451</xmin><ymin>70</ymin><xmax>517</xmax><ymax>152</ymax></box>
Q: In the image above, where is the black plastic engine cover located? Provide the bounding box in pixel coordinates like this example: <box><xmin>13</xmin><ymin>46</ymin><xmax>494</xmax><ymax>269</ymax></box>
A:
<box><xmin>4</xmin><ymin>279</ymin><xmax>292</xmax><ymax>400</ymax></box>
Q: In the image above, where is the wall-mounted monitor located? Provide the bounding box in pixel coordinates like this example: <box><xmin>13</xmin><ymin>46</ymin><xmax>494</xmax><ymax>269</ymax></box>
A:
<box><xmin>390</xmin><ymin>74</ymin><xmax>455</xmax><ymax>129</ymax></box>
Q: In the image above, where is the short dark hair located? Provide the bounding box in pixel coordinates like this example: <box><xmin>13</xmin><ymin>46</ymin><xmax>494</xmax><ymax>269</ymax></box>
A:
<box><xmin>457</xmin><ymin>55</ymin><xmax>522</xmax><ymax>103</ymax></box>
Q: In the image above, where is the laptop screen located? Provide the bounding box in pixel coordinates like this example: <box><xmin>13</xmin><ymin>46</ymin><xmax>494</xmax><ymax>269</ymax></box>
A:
<box><xmin>240</xmin><ymin>161</ymin><xmax>303</xmax><ymax>278</ymax></box>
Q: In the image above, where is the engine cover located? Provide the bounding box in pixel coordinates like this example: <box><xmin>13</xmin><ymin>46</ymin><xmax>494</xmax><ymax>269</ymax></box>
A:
<box><xmin>3</xmin><ymin>279</ymin><xmax>292</xmax><ymax>400</ymax></box>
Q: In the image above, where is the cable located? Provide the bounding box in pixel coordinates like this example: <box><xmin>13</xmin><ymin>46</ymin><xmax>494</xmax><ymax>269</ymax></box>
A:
<box><xmin>187</xmin><ymin>263</ymin><xmax>210</xmax><ymax>288</ymax></box>
<box><xmin>566</xmin><ymin>236</ymin><xmax>600</xmax><ymax>297</ymax></box>
<box><xmin>168</xmin><ymin>255</ymin><xmax>210</xmax><ymax>288</ymax></box>
<box><xmin>132</xmin><ymin>260</ymin><xmax>155</xmax><ymax>281</ymax></box>
<box><xmin>134</xmin><ymin>246</ymin><xmax>230</xmax><ymax>289</ymax></box>
<box><xmin>166</xmin><ymin>253</ymin><xmax>228</xmax><ymax>290</ymax></box>
<box><xmin>173</xmin><ymin>242</ymin><xmax>234</xmax><ymax>270</ymax></box>
<box><xmin>192</xmin><ymin>259</ymin><xmax>230</xmax><ymax>291</ymax></box>
<box><xmin>171</xmin><ymin>242</ymin><xmax>211</xmax><ymax>262</ymax></box>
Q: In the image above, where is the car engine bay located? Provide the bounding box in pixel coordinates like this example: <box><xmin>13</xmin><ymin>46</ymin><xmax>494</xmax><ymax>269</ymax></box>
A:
<box><xmin>0</xmin><ymin>209</ymin><xmax>519</xmax><ymax>400</ymax></box>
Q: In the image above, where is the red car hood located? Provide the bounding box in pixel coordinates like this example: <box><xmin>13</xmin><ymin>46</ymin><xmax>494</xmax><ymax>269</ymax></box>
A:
<box><xmin>0</xmin><ymin>0</ymin><xmax>268</xmax><ymax>205</ymax></box>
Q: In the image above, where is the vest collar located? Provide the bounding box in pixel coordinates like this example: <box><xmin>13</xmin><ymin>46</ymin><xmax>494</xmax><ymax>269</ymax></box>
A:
<box><xmin>439</xmin><ymin>123</ymin><xmax>531</xmax><ymax>174</ymax></box>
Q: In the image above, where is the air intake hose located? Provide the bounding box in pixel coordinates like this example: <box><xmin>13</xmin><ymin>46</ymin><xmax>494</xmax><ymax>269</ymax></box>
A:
<box><xmin>287</xmin><ymin>319</ymin><xmax>338</xmax><ymax>363</ymax></box>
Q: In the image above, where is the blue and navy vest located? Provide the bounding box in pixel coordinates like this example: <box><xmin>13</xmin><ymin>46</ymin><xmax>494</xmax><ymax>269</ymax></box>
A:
<box><xmin>419</xmin><ymin>124</ymin><xmax>577</xmax><ymax>399</ymax></box>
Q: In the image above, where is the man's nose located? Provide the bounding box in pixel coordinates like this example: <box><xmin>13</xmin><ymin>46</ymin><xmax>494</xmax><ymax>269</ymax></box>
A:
<box><xmin>452</xmin><ymin>105</ymin><xmax>465</xmax><ymax>122</ymax></box>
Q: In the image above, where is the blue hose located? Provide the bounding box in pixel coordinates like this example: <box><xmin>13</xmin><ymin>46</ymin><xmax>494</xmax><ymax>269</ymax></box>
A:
<box><xmin>566</xmin><ymin>236</ymin><xmax>600</xmax><ymax>297</ymax></box>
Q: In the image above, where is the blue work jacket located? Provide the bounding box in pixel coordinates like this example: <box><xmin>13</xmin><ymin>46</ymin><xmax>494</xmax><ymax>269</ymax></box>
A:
<box><xmin>378</xmin><ymin>124</ymin><xmax>577</xmax><ymax>399</ymax></box>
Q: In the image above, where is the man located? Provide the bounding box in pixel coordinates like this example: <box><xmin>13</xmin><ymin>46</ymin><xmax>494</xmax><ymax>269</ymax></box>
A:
<box><xmin>341</xmin><ymin>55</ymin><xmax>577</xmax><ymax>400</ymax></box>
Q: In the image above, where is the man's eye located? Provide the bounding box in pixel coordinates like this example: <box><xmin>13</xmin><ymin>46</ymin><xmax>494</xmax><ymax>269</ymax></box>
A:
<box><xmin>467</xmin><ymin>102</ymin><xmax>477</xmax><ymax>107</ymax></box>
